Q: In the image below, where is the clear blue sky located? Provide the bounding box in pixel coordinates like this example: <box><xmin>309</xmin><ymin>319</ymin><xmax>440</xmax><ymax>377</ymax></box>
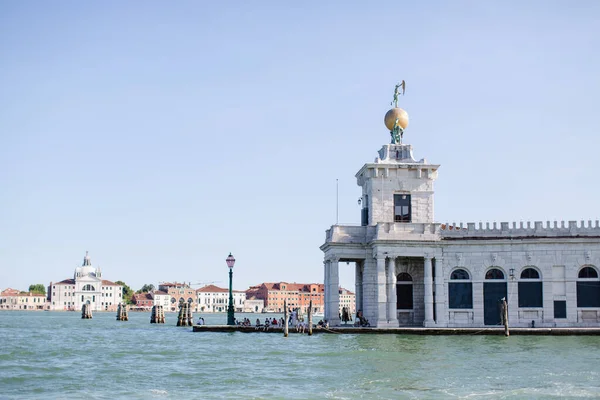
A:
<box><xmin>1</xmin><ymin>1</ymin><xmax>599</xmax><ymax>293</ymax></box>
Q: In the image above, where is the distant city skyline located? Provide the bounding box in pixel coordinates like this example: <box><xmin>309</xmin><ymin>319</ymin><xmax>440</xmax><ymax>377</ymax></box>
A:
<box><xmin>1</xmin><ymin>1</ymin><xmax>599</xmax><ymax>292</ymax></box>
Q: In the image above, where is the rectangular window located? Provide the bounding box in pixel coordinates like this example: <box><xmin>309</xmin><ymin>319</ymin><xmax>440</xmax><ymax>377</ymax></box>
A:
<box><xmin>449</xmin><ymin>283</ymin><xmax>473</xmax><ymax>309</ymax></box>
<box><xmin>394</xmin><ymin>194</ymin><xmax>411</xmax><ymax>223</ymax></box>
<box><xmin>554</xmin><ymin>301</ymin><xmax>567</xmax><ymax>318</ymax></box>
<box><xmin>396</xmin><ymin>285</ymin><xmax>413</xmax><ymax>309</ymax></box>
<box><xmin>577</xmin><ymin>282</ymin><xmax>600</xmax><ymax>307</ymax></box>
<box><xmin>518</xmin><ymin>282</ymin><xmax>543</xmax><ymax>308</ymax></box>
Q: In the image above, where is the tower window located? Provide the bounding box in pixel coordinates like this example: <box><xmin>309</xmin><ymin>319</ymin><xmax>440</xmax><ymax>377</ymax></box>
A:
<box><xmin>394</xmin><ymin>194</ymin><xmax>411</xmax><ymax>223</ymax></box>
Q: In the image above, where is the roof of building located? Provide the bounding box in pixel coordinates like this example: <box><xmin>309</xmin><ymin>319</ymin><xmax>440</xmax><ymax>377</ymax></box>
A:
<box><xmin>196</xmin><ymin>284</ymin><xmax>245</xmax><ymax>293</ymax></box>
<box><xmin>153</xmin><ymin>290</ymin><xmax>169</xmax><ymax>295</ymax></box>
<box><xmin>56</xmin><ymin>279</ymin><xmax>76</xmax><ymax>285</ymax></box>
<box><xmin>159</xmin><ymin>282</ymin><xmax>189</xmax><ymax>288</ymax></box>
<box><xmin>0</xmin><ymin>290</ymin><xmax>46</xmax><ymax>298</ymax></box>
<box><xmin>53</xmin><ymin>278</ymin><xmax>120</xmax><ymax>286</ymax></box>
<box><xmin>248</xmin><ymin>282</ymin><xmax>324</xmax><ymax>292</ymax></box>
<box><xmin>133</xmin><ymin>292</ymin><xmax>153</xmax><ymax>302</ymax></box>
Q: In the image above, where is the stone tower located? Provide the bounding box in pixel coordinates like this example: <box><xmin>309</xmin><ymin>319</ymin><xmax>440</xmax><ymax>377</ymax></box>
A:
<box><xmin>357</xmin><ymin>105</ymin><xmax>439</xmax><ymax>227</ymax></box>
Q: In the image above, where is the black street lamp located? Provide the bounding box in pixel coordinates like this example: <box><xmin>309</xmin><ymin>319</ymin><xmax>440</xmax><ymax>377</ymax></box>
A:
<box><xmin>226</xmin><ymin>253</ymin><xmax>236</xmax><ymax>325</ymax></box>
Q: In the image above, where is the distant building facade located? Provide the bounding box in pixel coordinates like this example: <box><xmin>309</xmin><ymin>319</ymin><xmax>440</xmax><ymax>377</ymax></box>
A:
<box><xmin>132</xmin><ymin>292</ymin><xmax>154</xmax><ymax>310</ymax></box>
<box><xmin>196</xmin><ymin>284</ymin><xmax>245</xmax><ymax>313</ymax></box>
<box><xmin>242</xmin><ymin>297</ymin><xmax>265</xmax><ymax>313</ymax></box>
<box><xmin>0</xmin><ymin>288</ymin><xmax>47</xmax><ymax>310</ymax></box>
<box><xmin>47</xmin><ymin>252</ymin><xmax>123</xmax><ymax>312</ymax></box>
<box><xmin>339</xmin><ymin>288</ymin><xmax>356</xmax><ymax>316</ymax></box>
<box><xmin>152</xmin><ymin>290</ymin><xmax>171</xmax><ymax>308</ymax></box>
<box><xmin>158</xmin><ymin>282</ymin><xmax>197</xmax><ymax>312</ymax></box>
<box><xmin>246</xmin><ymin>282</ymin><xmax>324</xmax><ymax>314</ymax></box>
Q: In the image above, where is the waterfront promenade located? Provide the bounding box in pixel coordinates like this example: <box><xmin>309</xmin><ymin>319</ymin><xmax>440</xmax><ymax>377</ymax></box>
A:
<box><xmin>194</xmin><ymin>325</ymin><xmax>600</xmax><ymax>335</ymax></box>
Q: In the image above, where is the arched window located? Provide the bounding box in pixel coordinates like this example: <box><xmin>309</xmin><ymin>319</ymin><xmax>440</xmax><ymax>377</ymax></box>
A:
<box><xmin>518</xmin><ymin>267</ymin><xmax>542</xmax><ymax>308</ymax></box>
<box><xmin>520</xmin><ymin>268</ymin><xmax>540</xmax><ymax>279</ymax></box>
<box><xmin>396</xmin><ymin>273</ymin><xmax>413</xmax><ymax>309</ymax></box>
<box><xmin>187</xmin><ymin>298</ymin><xmax>193</xmax><ymax>304</ymax></box>
<box><xmin>451</xmin><ymin>269</ymin><xmax>470</xmax><ymax>280</ymax></box>
<box><xmin>82</xmin><ymin>284</ymin><xmax>96</xmax><ymax>291</ymax></box>
<box><xmin>577</xmin><ymin>266</ymin><xmax>600</xmax><ymax>308</ymax></box>
<box><xmin>449</xmin><ymin>268</ymin><xmax>472</xmax><ymax>309</ymax></box>
<box><xmin>579</xmin><ymin>267</ymin><xmax>599</xmax><ymax>279</ymax></box>
<box><xmin>485</xmin><ymin>268</ymin><xmax>505</xmax><ymax>280</ymax></box>
<box><xmin>397</xmin><ymin>273</ymin><xmax>412</xmax><ymax>281</ymax></box>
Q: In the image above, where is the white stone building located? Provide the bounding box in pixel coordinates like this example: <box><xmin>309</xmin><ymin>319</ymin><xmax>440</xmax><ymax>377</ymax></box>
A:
<box><xmin>338</xmin><ymin>288</ymin><xmax>355</xmax><ymax>317</ymax></box>
<box><xmin>48</xmin><ymin>252</ymin><xmax>123</xmax><ymax>312</ymax></box>
<box><xmin>153</xmin><ymin>290</ymin><xmax>171</xmax><ymax>308</ymax></box>
<box><xmin>0</xmin><ymin>288</ymin><xmax>48</xmax><ymax>310</ymax></box>
<box><xmin>321</xmin><ymin>100</ymin><xmax>600</xmax><ymax>328</ymax></box>
<box><xmin>196</xmin><ymin>284</ymin><xmax>246</xmax><ymax>313</ymax></box>
<box><xmin>242</xmin><ymin>297</ymin><xmax>265</xmax><ymax>313</ymax></box>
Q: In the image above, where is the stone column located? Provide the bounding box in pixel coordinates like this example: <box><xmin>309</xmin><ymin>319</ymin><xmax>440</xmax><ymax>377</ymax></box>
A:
<box><xmin>424</xmin><ymin>256</ymin><xmax>434</xmax><ymax>327</ymax></box>
<box><xmin>376</xmin><ymin>254</ymin><xmax>388</xmax><ymax>327</ymax></box>
<box><xmin>329</xmin><ymin>259</ymin><xmax>340</xmax><ymax>326</ymax></box>
<box><xmin>507</xmin><ymin>276</ymin><xmax>519</xmax><ymax>326</ymax></box>
<box><xmin>362</xmin><ymin>257</ymin><xmax>377</xmax><ymax>325</ymax></box>
<box><xmin>355</xmin><ymin>261</ymin><xmax>363</xmax><ymax>314</ymax></box>
<box><xmin>323</xmin><ymin>260</ymin><xmax>330</xmax><ymax>322</ymax></box>
<box><xmin>386</xmin><ymin>257</ymin><xmax>397</xmax><ymax>325</ymax></box>
<box><xmin>434</xmin><ymin>257</ymin><xmax>446</xmax><ymax>326</ymax></box>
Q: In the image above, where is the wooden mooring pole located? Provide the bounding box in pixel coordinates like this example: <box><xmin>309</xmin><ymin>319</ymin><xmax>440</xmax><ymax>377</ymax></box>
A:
<box><xmin>177</xmin><ymin>302</ymin><xmax>186</xmax><ymax>326</ymax></box>
<box><xmin>186</xmin><ymin>302</ymin><xmax>193</xmax><ymax>326</ymax></box>
<box><xmin>151</xmin><ymin>305</ymin><xmax>165</xmax><ymax>324</ymax></box>
<box><xmin>116</xmin><ymin>303</ymin><xmax>129</xmax><ymax>321</ymax></box>
<box><xmin>308</xmin><ymin>300</ymin><xmax>313</xmax><ymax>336</ymax></box>
<box><xmin>81</xmin><ymin>304</ymin><xmax>92</xmax><ymax>319</ymax></box>
<box><xmin>501</xmin><ymin>298</ymin><xmax>509</xmax><ymax>337</ymax></box>
<box><xmin>283</xmin><ymin>299</ymin><xmax>289</xmax><ymax>337</ymax></box>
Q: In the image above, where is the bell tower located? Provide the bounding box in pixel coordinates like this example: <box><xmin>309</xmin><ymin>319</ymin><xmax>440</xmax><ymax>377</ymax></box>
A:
<box><xmin>356</xmin><ymin>83</ymin><xmax>439</xmax><ymax>226</ymax></box>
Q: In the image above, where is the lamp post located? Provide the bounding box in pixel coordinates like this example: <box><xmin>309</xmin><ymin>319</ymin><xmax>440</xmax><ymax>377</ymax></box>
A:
<box><xmin>226</xmin><ymin>253</ymin><xmax>236</xmax><ymax>325</ymax></box>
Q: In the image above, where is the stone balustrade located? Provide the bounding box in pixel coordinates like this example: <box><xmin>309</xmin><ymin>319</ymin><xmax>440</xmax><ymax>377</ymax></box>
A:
<box><xmin>326</xmin><ymin>219</ymin><xmax>600</xmax><ymax>244</ymax></box>
<box><xmin>441</xmin><ymin>220</ymin><xmax>600</xmax><ymax>238</ymax></box>
<box><xmin>325</xmin><ymin>222</ymin><xmax>441</xmax><ymax>244</ymax></box>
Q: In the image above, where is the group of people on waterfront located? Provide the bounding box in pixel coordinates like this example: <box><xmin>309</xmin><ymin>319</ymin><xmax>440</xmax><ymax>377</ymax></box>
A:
<box><xmin>254</xmin><ymin>317</ymin><xmax>284</xmax><ymax>331</ymax></box>
<box><xmin>194</xmin><ymin>310</ymin><xmax>368</xmax><ymax>330</ymax></box>
<box><xmin>237</xmin><ymin>317</ymin><xmax>254</xmax><ymax>326</ymax></box>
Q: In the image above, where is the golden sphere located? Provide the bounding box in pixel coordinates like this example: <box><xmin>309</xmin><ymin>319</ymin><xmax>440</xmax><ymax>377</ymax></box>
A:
<box><xmin>384</xmin><ymin>108</ymin><xmax>409</xmax><ymax>131</ymax></box>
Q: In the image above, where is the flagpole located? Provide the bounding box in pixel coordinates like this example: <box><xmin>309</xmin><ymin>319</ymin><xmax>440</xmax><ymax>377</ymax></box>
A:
<box><xmin>336</xmin><ymin>178</ymin><xmax>339</xmax><ymax>225</ymax></box>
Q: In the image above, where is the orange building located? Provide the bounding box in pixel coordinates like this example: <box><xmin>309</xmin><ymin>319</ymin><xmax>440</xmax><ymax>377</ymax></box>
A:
<box><xmin>158</xmin><ymin>282</ymin><xmax>196</xmax><ymax>312</ymax></box>
<box><xmin>246</xmin><ymin>282</ymin><xmax>324</xmax><ymax>314</ymax></box>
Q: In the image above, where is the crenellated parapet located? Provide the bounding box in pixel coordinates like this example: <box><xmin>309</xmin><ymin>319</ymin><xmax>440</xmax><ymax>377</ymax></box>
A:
<box><xmin>441</xmin><ymin>220</ymin><xmax>600</xmax><ymax>239</ymax></box>
<box><xmin>324</xmin><ymin>222</ymin><xmax>442</xmax><ymax>245</ymax></box>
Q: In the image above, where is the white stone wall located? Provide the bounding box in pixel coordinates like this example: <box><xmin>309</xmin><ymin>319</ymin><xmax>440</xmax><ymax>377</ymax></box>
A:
<box><xmin>441</xmin><ymin>241</ymin><xmax>600</xmax><ymax>327</ymax></box>
<box><xmin>49</xmin><ymin>280</ymin><xmax>122</xmax><ymax>311</ymax></box>
<box><xmin>197</xmin><ymin>291</ymin><xmax>246</xmax><ymax>313</ymax></box>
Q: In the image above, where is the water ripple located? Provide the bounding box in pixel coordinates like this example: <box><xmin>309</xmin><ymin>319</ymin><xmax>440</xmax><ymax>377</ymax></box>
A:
<box><xmin>1</xmin><ymin>311</ymin><xmax>600</xmax><ymax>399</ymax></box>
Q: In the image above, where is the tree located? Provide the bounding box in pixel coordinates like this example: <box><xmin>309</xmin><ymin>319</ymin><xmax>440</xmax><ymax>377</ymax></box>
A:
<box><xmin>136</xmin><ymin>284</ymin><xmax>155</xmax><ymax>294</ymax></box>
<box><xmin>28</xmin><ymin>284</ymin><xmax>46</xmax><ymax>295</ymax></box>
<box><xmin>115</xmin><ymin>280</ymin><xmax>133</xmax><ymax>304</ymax></box>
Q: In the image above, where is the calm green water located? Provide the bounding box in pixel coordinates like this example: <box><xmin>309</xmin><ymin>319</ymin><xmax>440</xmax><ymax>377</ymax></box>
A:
<box><xmin>1</xmin><ymin>311</ymin><xmax>599</xmax><ymax>399</ymax></box>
